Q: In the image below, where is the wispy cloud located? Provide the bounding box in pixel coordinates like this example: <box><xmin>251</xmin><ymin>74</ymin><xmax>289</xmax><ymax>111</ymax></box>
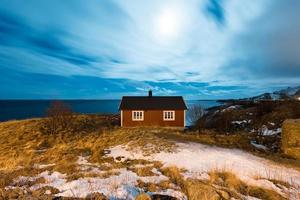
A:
<box><xmin>0</xmin><ymin>0</ymin><xmax>299</xmax><ymax>99</ymax></box>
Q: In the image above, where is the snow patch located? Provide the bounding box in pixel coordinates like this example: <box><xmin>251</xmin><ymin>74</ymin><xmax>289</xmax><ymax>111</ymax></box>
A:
<box><xmin>11</xmin><ymin>157</ymin><xmax>184</xmax><ymax>200</ymax></box>
<box><xmin>251</xmin><ymin>141</ymin><xmax>268</xmax><ymax>151</ymax></box>
<box><xmin>231</xmin><ymin>119</ymin><xmax>251</xmax><ymax>125</ymax></box>
<box><xmin>222</xmin><ymin>105</ymin><xmax>240</xmax><ymax>112</ymax></box>
<box><xmin>13</xmin><ymin>168</ymin><xmax>178</xmax><ymax>199</ymax></box>
<box><xmin>108</xmin><ymin>142</ymin><xmax>300</xmax><ymax>198</ymax></box>
<box><xmin>260</xmin><ymin>126</ymin><xmax>281</xmax><ymax>136</ymax></box>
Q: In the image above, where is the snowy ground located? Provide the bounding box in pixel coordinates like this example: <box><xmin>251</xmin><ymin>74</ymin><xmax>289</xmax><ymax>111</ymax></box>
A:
<box><xmin>7</xmin><ymin>142</ymin><xmax>300</xmax><ymax>199</ymax></box>
<box><xmin>109</xmin><ymin>142</ymin><xmax>300</xmax><ymax>198</ymax></box>
<box><xmin>9</xmin><ymin>156</ymin><xmax>186</xmax><ymax>200</ymax></box>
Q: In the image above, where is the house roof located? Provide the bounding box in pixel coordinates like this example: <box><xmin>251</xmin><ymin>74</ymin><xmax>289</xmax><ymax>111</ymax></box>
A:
<box><xmin>119</xmin><ymin>96</ymin><xmax>187</xmax><ymax>110</ymax></box>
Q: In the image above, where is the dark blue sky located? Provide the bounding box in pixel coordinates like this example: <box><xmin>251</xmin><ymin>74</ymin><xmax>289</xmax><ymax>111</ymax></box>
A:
<box><xmin>0</xmin><ymin>0</ymin><xmax>299</xmax><ymax>99</ymax></box>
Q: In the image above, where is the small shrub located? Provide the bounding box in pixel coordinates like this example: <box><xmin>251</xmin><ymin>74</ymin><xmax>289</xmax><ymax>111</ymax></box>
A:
<box><xmin>256</xmin><ymin>101</ymin><xmax>276</xmax><ymax>117</ymax></box>
<box><xmin>42</xmin><ymin>101</ymin><xmax>75</xmax><ymax>135</ymax></box>
<box><xmin>188</xmin><ymin>104</ymin><xmax>204</xmax><ymax>126</ymax></box>
<box><xmin>215</xmin><ymin>110</ymin><xmax>233</xmax><ymax>133</ymax></box>
<box><xmin>160</xmin><ymin>166</ymin><xmax>185</xmax><ymax>187</ymax></box>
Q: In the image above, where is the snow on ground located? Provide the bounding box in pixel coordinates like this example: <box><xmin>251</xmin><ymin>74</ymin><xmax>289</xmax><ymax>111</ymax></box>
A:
<box><xmin>10</xmin><ymin>156</ymin><xmax>186</xmax><ymax>200</ymax></box>
<box><xmin>221</xmin><ymin>105</ymin><xmax>241</xmax><ymax>112</ymax></box>
<box><xmin>231</xmin><ymin>119</ymin><xmax>251</xmax><ymax>125</ymax></box>
<box><xmin>108</xmin><ymin>142</ymin><xmax>300</xmax><ymax>198</ymax></box>
<box><xmin>250</xmin><ymin>141</ymin><xmax>268</xmax><ymax>151</ymax></box>
<box><xmin>260</xmin><ymin>126</ymin><xmax>282</xmax><ymax>136</ymax></box>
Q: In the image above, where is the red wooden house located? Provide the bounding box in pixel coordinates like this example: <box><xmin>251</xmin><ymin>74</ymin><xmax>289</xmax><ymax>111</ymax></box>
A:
<box><xmin>119</xmin><ymin>91</ymin><xmax>187</xmax><ymax>128</ymax></box>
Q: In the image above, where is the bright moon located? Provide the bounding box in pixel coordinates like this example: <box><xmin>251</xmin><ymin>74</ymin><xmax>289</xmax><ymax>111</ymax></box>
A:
<box><xmin>155</xmin><ymin>7</ymin><xmax>184</xmax><ymax>41</ymax></box>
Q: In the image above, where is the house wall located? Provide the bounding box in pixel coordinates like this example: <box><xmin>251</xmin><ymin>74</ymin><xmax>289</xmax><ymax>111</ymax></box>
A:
<box><xmin>121</xmin><ymin>110</ymin><xmax>185</xmax><ymax>127</ymax></box>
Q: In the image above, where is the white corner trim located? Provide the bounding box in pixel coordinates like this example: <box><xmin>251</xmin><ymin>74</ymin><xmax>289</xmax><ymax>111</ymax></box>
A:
<box><xmin>120</xmin><ymin>110</ymin><xmax>123</xmax><ymax>127</ymax></box>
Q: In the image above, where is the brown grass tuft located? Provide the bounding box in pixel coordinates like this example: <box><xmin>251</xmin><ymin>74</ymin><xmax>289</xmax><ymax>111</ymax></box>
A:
<box><xmin>160</xmin><ymin>166</ymin><xmax>185</xmax><ymax>187</ymax></box>
<box><xmin>131</xmin><ymin>166</ymin><xmax>156</xmax><ymax>177</ymax></box>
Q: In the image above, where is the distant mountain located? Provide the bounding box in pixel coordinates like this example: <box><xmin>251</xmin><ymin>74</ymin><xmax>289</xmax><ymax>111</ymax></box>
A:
<box><xmin>246</xmin><ymin>86</ymin><xmax>300</xmax><ymax>101</ymax></box>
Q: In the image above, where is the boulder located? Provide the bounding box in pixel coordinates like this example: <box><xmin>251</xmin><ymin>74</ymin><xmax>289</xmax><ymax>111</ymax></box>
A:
<box><xmin>217</xmin><ymin>190</ymin><xmax>230</xmax><ymax>200</ymax></box>
<box><xmin>184</xmin><ymin>180</ymin><xmax>220</xmax><ymax>200</ymax></box>
<box><xmin>135</xmin><ymin>193</ymin><xmax>151</xmax><ymax>200</ymax></box>
<box><xmin>86</xmin><ymin>192</ymin><xmax>108</xmax><ymax>200</ymax></box>
<box><xmin>151</xmin><ymin>194</ymin><xmax>178</xmax><ymax>200</ymax></box>
<box><xmin>281</xmin><ymin>119</ymin><xmax>300</xmax><ymax>159</ymax></box>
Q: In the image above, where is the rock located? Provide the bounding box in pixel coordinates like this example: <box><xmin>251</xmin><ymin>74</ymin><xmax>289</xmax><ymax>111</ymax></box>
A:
<box><xmin>217</xmin><ymin>190</ymin><xmax>230</xmax><ymax>200</ymax></box>
<box><xmin>5</xmin><ymin>188</ymin><xmax>27</xmax><ymax>199</ymax></box>
<box><xmin>281</xmin><ymin>119</ymin><xmax>300</xmax><ymax>159</ymax></box>
<box><xmin>115</xmin><ymin>156</ymin><xmax>124</xmax><ymax>161</ymax></box>
<box><xmin>184</xmin><ymin>180</ymin><xmax>221</xmax><ymax>200</ymax></box>
<box><xmin>103</xmin><ymin>149</ymin><xmax>111</xmax><ymax>154</ymax></box>
<box><xmin>151</xmin><ymin>194</ymin><xmax>178</xmax><ymax>200</ymax></box>
<box><xmin>32</xmin><ymin>189</ymin><xmax>44</xmax><ymax>197</ymax></box>
<box><xmin>86</xmin><ymin>192</ymin><xmax>108</xmax><ymax>200</ymax></box>
<box><xmin>147</xmin><ymin>183</ymin><xmax>158</xmax><ymax>192</ymax></box>
<box><xmin>135</xmin><ymin>193</ymin><xmax>151</xmax><ymax>200</ymax></box>
<box><xmin>0</xmin><ymin>188</ymin><xmax>6</xmax><ymax>199</ymax></box>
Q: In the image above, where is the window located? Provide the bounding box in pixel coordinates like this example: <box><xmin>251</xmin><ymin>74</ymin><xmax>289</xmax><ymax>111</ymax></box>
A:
<box><xmin>163</xmin><ymin>111</ymin><xmax>175</xmax><ymax>121</ymax></box>
<box><xmin>132</xmin><ymin>111</ymin><xmax>144</xmax><ymax>121</ymax></box>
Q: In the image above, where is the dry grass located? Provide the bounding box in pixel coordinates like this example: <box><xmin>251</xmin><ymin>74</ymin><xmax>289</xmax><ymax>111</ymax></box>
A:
<box><xmin>131</xmin><ymin>166</ymin><xmax>156</xmax><ymax>177</ymax></box>
<box><xmin>208</xmin><ymin>170</ymin><xmax>286</xmax><ymax>200</ymax></box>
<box><xmin>159</xmin><ymin>165</ymin><xmax>287</xmax><ymax>200</ymax></box>
<box><xmin>0</xmin><ymin>116</ymin><xmax>298</xmax><ymax>199</ymax></box>
<box><xmin>137</xmin><ymin>180</ymin><xmax>158</xmax><ymax>193</ymax></box>
<box><xmin>0</xmin><ymin>116</ymin><xmax>175</xmax><ymax>189</ymax></box>
<box><xmin>160</xmin><ymin>166</ymin><xmax>185</xmax><ymax>187</ymax></box>
<box><xmin>155</xmin><ymin>130</ymin><xmax>252</xmax><ymax>150</ymax></box>
<box><xmin>65</xmin><ymin>170</ymin><xmax>121</xmax><ymax>182</ymax></box>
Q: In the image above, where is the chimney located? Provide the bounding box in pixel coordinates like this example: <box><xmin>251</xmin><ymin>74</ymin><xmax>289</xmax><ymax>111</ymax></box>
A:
<box><xmin>148</xmin><ymin>90</ymin><xmax>152</xmax><ymax>97</ymax></box>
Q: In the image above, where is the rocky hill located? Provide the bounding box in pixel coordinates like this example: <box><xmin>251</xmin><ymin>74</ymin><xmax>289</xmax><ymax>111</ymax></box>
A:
<box><xmin>245</xmin><ymin>86</ymin><xmax>300</xmax><ymax>101</ymax></box>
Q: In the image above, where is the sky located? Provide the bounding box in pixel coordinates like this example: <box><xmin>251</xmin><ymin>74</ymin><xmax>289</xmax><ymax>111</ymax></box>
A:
<box><xmin>0</xmin><ymin>0</ymin><xmax>299</xmax><ymax>99</ymax></box>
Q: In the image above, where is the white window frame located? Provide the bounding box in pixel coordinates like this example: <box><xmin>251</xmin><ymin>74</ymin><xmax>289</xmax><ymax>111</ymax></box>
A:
<box><xmin>163</xmin><ymin>110</ymin><xmax>175</xmax><ymax>121</ymax></box>
<box><xmin>132</xmin><ymin>110</ymin><xmax>144</xmax><ymax>121</ymax></box>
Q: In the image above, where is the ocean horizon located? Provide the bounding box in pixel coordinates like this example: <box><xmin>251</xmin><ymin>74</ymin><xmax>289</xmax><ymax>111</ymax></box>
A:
<box><xmin>0</xmin><ymin>99</ymin><xmax>221</xmax><ymax>122</ymax></box>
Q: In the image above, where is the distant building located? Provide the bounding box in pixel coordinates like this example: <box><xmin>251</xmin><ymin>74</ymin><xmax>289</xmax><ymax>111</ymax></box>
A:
<box><xmin>119</xmin><ymin>90</ymin><xmax>187</xmax><ymax>128</ymax></box>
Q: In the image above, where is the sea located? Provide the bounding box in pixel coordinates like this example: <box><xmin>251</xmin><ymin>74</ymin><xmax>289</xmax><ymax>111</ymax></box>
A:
<box><xmin>0</xmin><ymin>100</ymin><xmax>221</xmax><ymax>122</ymax></box>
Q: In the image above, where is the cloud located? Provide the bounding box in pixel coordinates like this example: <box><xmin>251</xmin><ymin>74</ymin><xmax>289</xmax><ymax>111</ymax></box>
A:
<box><xmin>0</xmin><ymin>0</ymin><xmax>299</xmax><ymax>99</ymax></box>
<box><xmin>205</xmin><ymin>0</ymin><xmax>225</xmax><ymax>26</ymax></box>
<box><xmin>225</xmin><ymin>0</ymin><xmax>300</xmax><ymax>79</ymax></box>
<box><xmin>0</xmin><ymin>66</ymin><xmax>253</xmax><ymax>99</ymax></box>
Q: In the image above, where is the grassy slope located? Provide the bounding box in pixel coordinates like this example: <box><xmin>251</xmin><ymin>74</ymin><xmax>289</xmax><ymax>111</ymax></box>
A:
<box><xmin>0</xmin><ymin>117</ymin><xmax>173</xmax><ymax>168</ymax></box>
<box><xmin>0</xmin><ymin>116</ymin><xmax>298</xmax><ymax>199</ymax></box>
